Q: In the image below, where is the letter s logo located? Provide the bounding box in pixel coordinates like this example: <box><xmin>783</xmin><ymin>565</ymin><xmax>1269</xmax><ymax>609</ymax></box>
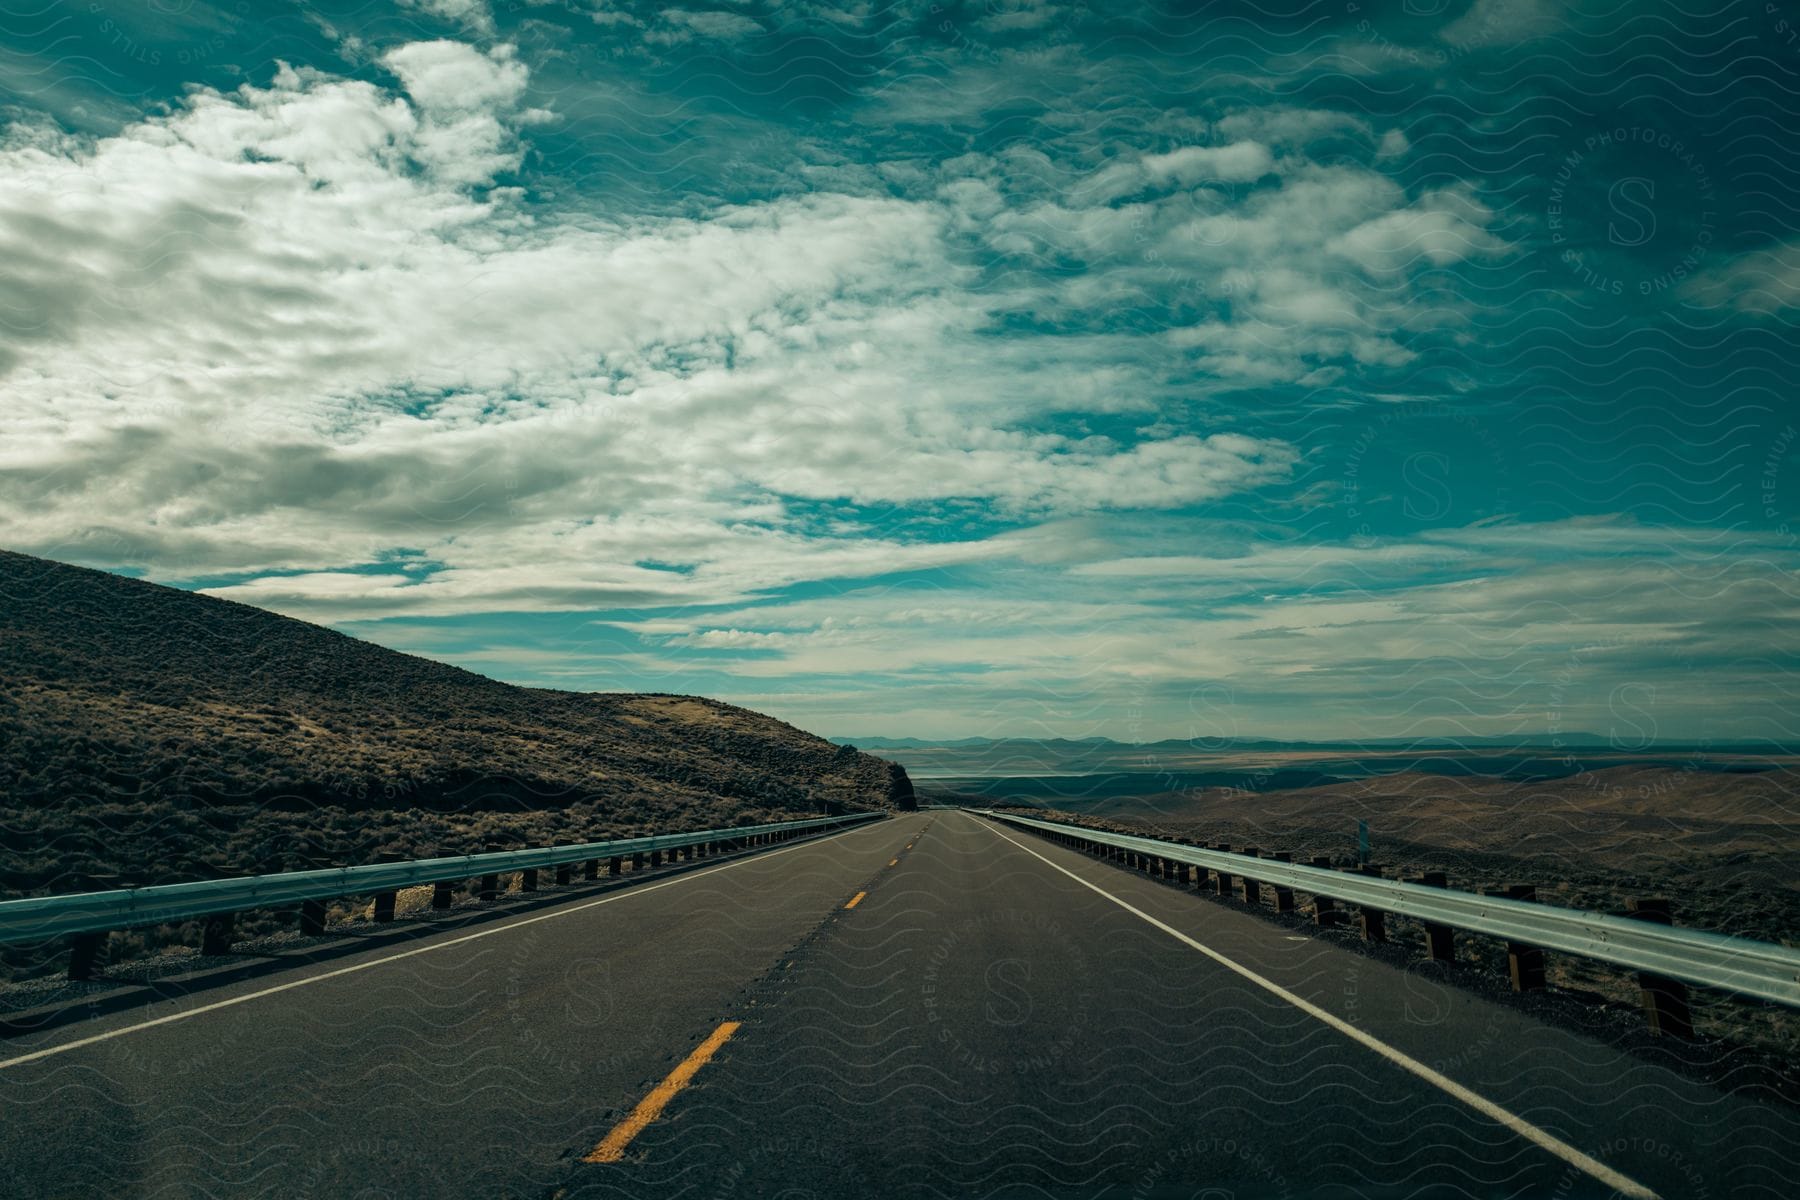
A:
<box><xmin>1607</xmin><ymin>177</ymin><xmax>1657</xmax><ymax>247</ymax></box>
<box><xmin>1608</xmin><ymin>682</ymin><xmax>1657</xmax><ymax>750</ymax></box>
<box><xmin>1402</xmin><ymin>451</ymin><xmax>1454</xmax><ymax>521</ymax></box>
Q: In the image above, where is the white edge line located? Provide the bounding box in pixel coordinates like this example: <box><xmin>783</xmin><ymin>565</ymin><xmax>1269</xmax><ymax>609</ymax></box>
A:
<box><xmin>977</xmin><ymin>816</ymin><xmax>1661</xmax><ymax>1200</ymax></box>
<box><xmin>0</xmin><ymin>817</ymin><xmax>903</xmax><ymax>1072</ymax></box>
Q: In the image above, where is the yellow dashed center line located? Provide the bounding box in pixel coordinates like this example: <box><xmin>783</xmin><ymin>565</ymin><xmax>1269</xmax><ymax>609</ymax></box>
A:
<box><xmin>844</xmin><ymin>891</ymin><xmax>867</xmax><ymax>909</ymax></box>
<box><xmin>583</xmin><ymin>1020</ymin><xmax>741</xmax><ymax>1164</ymax></box>
<box><xmin>888</xmin><ymin>858</ymin><xmax>898</xmax><ymax>867</ymax></box>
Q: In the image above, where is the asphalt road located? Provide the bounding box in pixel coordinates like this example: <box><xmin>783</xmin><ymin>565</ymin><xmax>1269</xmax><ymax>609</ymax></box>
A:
<box><xmin>2</xmin><ymin>809</ymin><xmax>1794</xmax><ymax>1199</ymax></box>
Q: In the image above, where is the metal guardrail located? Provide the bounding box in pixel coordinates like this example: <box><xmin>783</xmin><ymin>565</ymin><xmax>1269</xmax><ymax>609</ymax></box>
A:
<box><xmin>979</xmin><ymin>809</ymin><xmax>1800</xmax><ymax>1010</ymax></box>
<box><xmin>0</xmin><ymin>811</ymin><xmax>887</xmax><ymax>948</ymax></box>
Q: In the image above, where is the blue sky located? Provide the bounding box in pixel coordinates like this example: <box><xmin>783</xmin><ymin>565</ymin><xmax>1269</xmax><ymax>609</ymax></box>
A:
<box><xmin>1</xmin><ymin>1</ymin><xmax>1796</xmax><ymax>742</ymax></box>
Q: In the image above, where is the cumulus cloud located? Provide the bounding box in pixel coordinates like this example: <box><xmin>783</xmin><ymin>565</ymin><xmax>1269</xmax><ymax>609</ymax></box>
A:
<box><xmin>1330</xmin><ymin>186</ymin><xmax>1506</xmax><ymax>275</ymax></box>
<box><xmin>1684</xmin><ymin>241</ymin><xmax>1800</xmax><ymax>314</ymax></box>
<box><xmin>0</xmin><ymin>44</ymin><xmax>1303</xmax><ymax>614</ymax></box>
<box><xmin>399</xmin><ymin>0</ymin><xmax>497</xmax><ymax>37</ymax></box>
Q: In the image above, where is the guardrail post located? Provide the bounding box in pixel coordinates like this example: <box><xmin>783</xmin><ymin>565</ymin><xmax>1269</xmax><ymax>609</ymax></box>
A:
<box><xmin>202</xmin><ymin>912</ymin><xmax>235</xmax><ymax>955</ymax></box>
<box><xmin>556</xmin><ymin>857</ymin><xmax>573</xmax><ymax>886</ymax></box>
<box><xmin>1241</xmin><ymin>848</ymin><xmax>1261</xmax><ymax>906</ymax></box>
<box><xmin>481</xmin><ymin>843</ymin><xmax>501</xmax><ymax>901</ymax></box>
<box><xmin>585</xmin><ymin>858</ymin><xmax>599</xmax><ymax>881</ymax></box>
<box><xmin>1490</xmin><ymin>885</ymin><xmax>1545</xmax><ymax>991</ymax></box>
<box><xmin>633</xmin><ymin>851</ymin><xmax>646</xmax><ymax>870</ymax></box>
<box><xmin>521</xmin><ymin>859</ymin><xmax>539</xmax><ymax>892</ymax></box>
<box><xmin>610</xmin><ymin>856</ymin><xmax>623</xmax><ymax>876</ymax></box>
<box><xmin>1310</xmin><ymin>856</ymin><xmax>1343</xmax><ymax>926</ymax></box>
<box><xmin>1176</xmin><ymin>862</ymin><xmax>1191</xmax><ymax>885</ymax></box>
<box><xmin>650</xmin><ymin>850</ymin><xmax>662</xmax><ymax>867</ymax></box>
<box><xmin>1355</xmin><ymin>866</ymin><xmax>1386</xmax><ymax>942</ymax></box>
<box><xmin>1213</xmin><ymin>844</ymin><xmax>1233</xmax><ymax>897</ymax></box>
<box><xmin>1269</xmin><ymin>852</ymin><xmax>1295</xmax><ymax>913</ymax></box>
<box><xmin>1419</xmin><ymin>872</ymin><xmax>1454</xmax><ymax>962</ymax></box>
<box><xmin>373</xmin><ymin>853</ymin><xmax>402</xmax><ymax>922</ymax></box>
<box><xmin>1626</xmin><ymin>899</ymin><xmax>1695</xmax><ymax>1038</ymax></box>
<box><xmin>68</xmin><ymin>932</ymin><xmax>104</xmax><ymax>981</ymax></box>
<box><xmin>432</xmin><ymin>880</ymin><xmax>455</xmax><ymax>910</ymax></box>
<box><xmin>300</xmin><ymin>898</ymin><xmax>328</xmax><ymax>936</ymax></box>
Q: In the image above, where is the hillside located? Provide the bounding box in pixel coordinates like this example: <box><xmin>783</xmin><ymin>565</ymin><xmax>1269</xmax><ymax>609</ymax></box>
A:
<box><xmin>967</xmin><ymin>767</ymin><xmax>1797</xmax><ymax>896</ymax></box>
<box><xmin>0</xmin><ymin>549</ymin><xmax>913</xmax><ymax>898</ymax></box>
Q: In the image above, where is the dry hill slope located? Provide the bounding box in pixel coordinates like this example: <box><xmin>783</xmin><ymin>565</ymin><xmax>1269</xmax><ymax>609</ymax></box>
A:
<box><xmin>0</xmin><ymin>549</ymin><xmax>912</xmax><ymax>898</ymax></box>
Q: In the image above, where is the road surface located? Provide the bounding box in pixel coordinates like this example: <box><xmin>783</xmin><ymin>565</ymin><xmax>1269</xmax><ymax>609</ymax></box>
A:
<box><xmin>1</xmin><ymin>809</ymin><xmax>1794</xmax><ymax>1198</ymax></box>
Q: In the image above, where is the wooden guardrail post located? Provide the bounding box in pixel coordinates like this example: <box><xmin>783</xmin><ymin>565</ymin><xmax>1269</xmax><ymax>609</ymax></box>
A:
<box><xmin>202</xmin><ymin>912</ymin><xmax>235</xmax><ymax>955</ymax></box>
<box><xmin>480</xmin><ymin>843</ymin><xmax>501</xmax><ymax>901</ymax></box>
<box><xmin>584</xmin><ymin>858</ymin><xmax>599</xmax><ymax>881</ymax></box>
<box><xmin>555</xmin><ymin>857</ymin><xmax>573</xmax><ymax>886</ymax></box>
<box><xmin>300</xmin><ymin>898</ymin><xmax>328</xmax><ymax>936</ymax></box>
<box><xmin>649</xmin><ymin>850</ymin><xmax>662</xmax><ymax>867</ymax></box>
<box><xmin>1311</xmin><ymin>856</ymin><xmax>1343</xmax><ymax>926</ymax></box>
<box><xmin>1213</xmin><ymin>844</ymin><xmax>1233</xmax><ymax>897</ymax></box>
<box><xmin>1626</xmin><ymin>898</ymin><xmax>1695</xmax><ymax>1038</ymax></box>
<box><xmin>1488</xmin><ymin>884</ymin><xmax>1545</xmax><ymax>991</ymax></box>
<box><xmin>432</xmin><ymin>880</ymin><xmax>455</xmax><ymax>910</ymax></box>
<box><xmin>609</xmin><ymin>856</ymin><xmax>623</xmax><ymax>876</ymax></box>
<box><xmin>1418</xmin><ymin>872</ymin><xmax>1454</xmax><ymax>962</ymax></box>
<box><xmin>373</xmin><ymin>853</ymin><xmax>403</xmax><ymax>922</ymax></box>
<box><xmin>1241</xmin><ymin>848</ymin><xmax>1262</xmax><ymax>906</ymax></box>
<box><xmin>1269</xmin><ymin>851</ymin><xmax>1295</xmax><ymax>913</ymax></box>
<box><xmin>1355</xmin><ymin>865</ymin><xmax>1386</xmax><ymax>942</ymax></box>
<box><xmin>68</xmin><ymin>932</ymin><xmax>104</xmax><ymax>981</ymax></box>
<box><xmin>632</xmin><ymin>851</ymin><xmax>646</xmax><ymax>870</ymax></box>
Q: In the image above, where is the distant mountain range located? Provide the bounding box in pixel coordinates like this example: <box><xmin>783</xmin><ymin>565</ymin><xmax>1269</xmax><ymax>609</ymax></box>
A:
<box><xmin>833</xmin><ymin>733</ymin><xmax>1777</xmax><ymax>753</ymax></box>
<box><xmin>831</xmin><ymin>732</ymin><xmax>1787</xmax><ymax>792</ymax></box>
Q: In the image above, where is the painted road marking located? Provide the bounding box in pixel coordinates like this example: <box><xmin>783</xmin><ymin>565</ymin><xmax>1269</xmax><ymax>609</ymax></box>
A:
<box><xmin>844</xmin><ymin>891</ymin><xmax>867</xmax><ymax>909</ymax></box>
<box><xmin>584</xmin><ymin>1021</ymin><xmax>741</xmax><ymax>1164</ymax></box>
<box><xmin>978</xmin><ymin>819</ymin><xmax>1661</xmax><ymax>1200</ymax></box>
<box><xmin>888</xmin><ymin>858</ymin><xmax>898</xmax><ymax>866</ymax></box>
<box><xmin>0</xmin><ymin>818</ymin><xmax>915</xmax><ymax>1072</ymax></box>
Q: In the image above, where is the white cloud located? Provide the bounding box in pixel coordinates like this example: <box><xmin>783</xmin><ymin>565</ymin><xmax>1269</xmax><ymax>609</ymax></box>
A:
<box><xmin>619</xmin><ymin>518</ymin><xmax>1800</xmax><ymax>741</ymax></box>
<box><xmin>1440</xmin><ymin>0</ymin><xmax>1561</xmax><ymax>49</ymax></box>
<box><xmin>382</xmin><ymin>40</ymin><xmax>526</xmax><ymax>112</ymax></box>
<box><xmin>0</xmin><ymin>46</ymin><xmax>1301</xmax><ymax>614</ymax></box>
<box><xmin>1141</xmin><ymin>141</ymin><xmax>1274</xmax><ymax>185</ymax></box>
<box><xmin>1684</xmin><ymin>240</ymin><xmax>1800</xmax><ymax>314</ymax></box>
<box><xmin>1330</xmin><ymin>186</ymin><xmax>1506</xmax><ymax>275</ymax></box>
<box><xmin>646</xmin><ymin>9</ymin><xmax>764</xmax><ymax>44</ymax></box>
<box><xmin>399</xmin><ymin>0</ymin><xmax>497</xmax><ymax>37</ymax></box>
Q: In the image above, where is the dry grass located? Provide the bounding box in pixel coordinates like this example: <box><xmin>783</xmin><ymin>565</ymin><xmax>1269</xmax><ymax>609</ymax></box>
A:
<box><xmin>0</xmin><ymin>549</ymin><xmax>914</xmax><ymax>980</ymax></box>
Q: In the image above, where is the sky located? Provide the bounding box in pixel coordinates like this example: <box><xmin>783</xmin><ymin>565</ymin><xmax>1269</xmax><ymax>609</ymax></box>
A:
<box><xmin>1</xmin><ymin>0</ymin><xmax>1797</xmax><ymax>744</ymax></box>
